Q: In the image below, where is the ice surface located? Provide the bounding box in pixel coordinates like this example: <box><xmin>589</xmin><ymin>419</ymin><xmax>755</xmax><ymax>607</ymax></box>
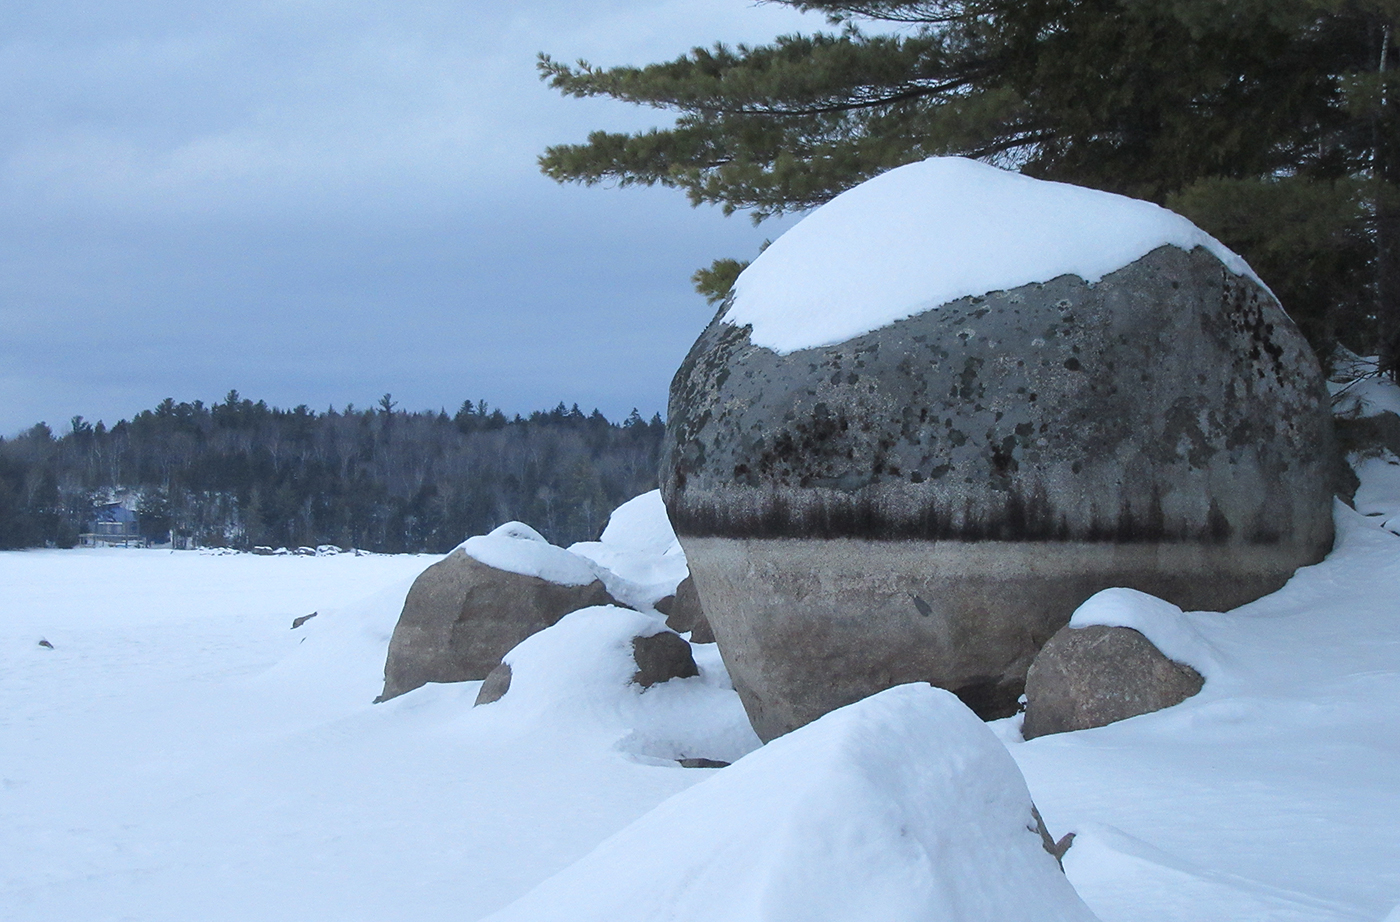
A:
<box><xmin>724</xmin><ymin>157</ymin><xmax>1260</xmax><ymax>354</ymax></box>
<box><xmin>1067</xmin><ymin>587</ymin><xmax>1221</xmax><ymax>678</ymax></box>
<box><xmin>487</xmin><ymin>684</ymin><xmax>1097</xmax><ymax>922</ymax></box>
<box><xmin>5</xmin><ymin>450</ymin><xmax>1400</xmax><ymax>921</ymax></box>
<box><xmin>459</xmin><ymin>520</ymin><xmax>602</xmax><ymax>586</ymax></box>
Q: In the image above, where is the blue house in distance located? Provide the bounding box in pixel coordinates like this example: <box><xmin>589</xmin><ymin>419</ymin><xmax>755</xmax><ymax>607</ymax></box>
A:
<box><xmin>81</xmin><ymin>500</ymin><xmax>144</xmax><ymax>547</ymax></box>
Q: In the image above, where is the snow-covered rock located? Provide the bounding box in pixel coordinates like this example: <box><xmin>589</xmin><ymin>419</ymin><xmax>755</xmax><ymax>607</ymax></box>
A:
<box><xmin>1064</xmin><ymin>589</ymin><xmax>1219</xmax><ymax>678</ymax></box>
<box><xmin>570</xmin><ymin>491</ymin><xmax>690</xmax><ymax>611</ymax></box>
<box><xmin>461</xmin><ymin>521</ymin><xmax>602</xmax><ymax>587</ymax></box>
<box><xmin>663</xmin><ymin>158</ymin><xmax>1333</xmax><ymax>741</ymax></box>
<box><xmin>485</xmin><ymin>683</ymin><xmax>1098</xmax><ymax>922</ymax></box>
<box><xmin>474</xmin><ymin>605</ymin><xmax>759</xmax><ymax>765</ymax></box>
<box><xmin>379</xmin><ymin>527</ymin><xmax>617</xmax><ymax>701</ymax></box>
<box><xmin>725</xmin><ymin>157</ymin><xmax>1259</xmax><ymax>354</ymax></box>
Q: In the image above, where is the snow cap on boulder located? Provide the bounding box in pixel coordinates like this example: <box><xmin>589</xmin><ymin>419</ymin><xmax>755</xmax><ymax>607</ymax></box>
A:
<box><xmin>484</xmin><ymin>683</ymin><xmax>1097</xmax><ymax>922</ymax></box>
<box><xmin>725</xmin><ymin>156</ymin><xmax>1260</xmax><ymax>353</ymax></box>
<box><xmin>459</xmin><ymin>521</ymin><xmax>601</xmax><ymax>587</ymax></box>
<box><xmin>379</xmin><ymin>526</ymin><xmax>616</xmax><ymax>701</ymax></box>
<box><xmin>570</xmin><ymin>491</ymin><xmax>691</xmax><ymax>612</ymax></box>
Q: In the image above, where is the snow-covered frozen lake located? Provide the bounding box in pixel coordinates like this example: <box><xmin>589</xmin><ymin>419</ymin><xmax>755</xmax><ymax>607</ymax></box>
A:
<box><xmin>3</xmin><ymin>500</ymin><xmax>1400</xmax><ymax>920</ymax></box>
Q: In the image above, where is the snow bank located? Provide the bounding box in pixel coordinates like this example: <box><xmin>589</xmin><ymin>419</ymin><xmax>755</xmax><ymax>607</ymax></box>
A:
<box><xmin>480</xmin><ymin>605</ymin><xmax>759</xmax><ymax>765</ymax></box>
<box><xmin>1352</xmin><ymin>452</ymin><xmax>1400</xmax><ymax>536</ymax></box>
<box><xmin>1067</xmin><ymin>588</ymin><xmax>1219</xmax><ymax>679</ymax></box>
<box><xmin>569</xmin><ymin>491</ymin><xmax>689</xmax><ymax>609</ymax></box>
<box><xmin>1329</xmin><ymin>351</ymin><xmax>1400</xmax><ymax>419</ymax></box>
<box><xmin>725</xmin><ymin>157</ymin><xmax>1260</xmax><ymax>354</ymax></box>
<box><xmin>1064</xmin><ymin>824</ymin><xmax>1362</xmax><ymax>922</ymax></box>
<box><xmin>485</xmin><ymin>683</ymin><xmax>1098</xmax><ymax>922</ymax></box>
<box><xmin>459</xmin><ymin>521</ymin><xmax>601</xmax><ymax>587</ymax></box>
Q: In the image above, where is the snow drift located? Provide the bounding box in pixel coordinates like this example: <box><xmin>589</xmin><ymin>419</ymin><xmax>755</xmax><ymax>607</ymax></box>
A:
<box><xmin>569</xmin><ymin>490</ymin><xmax>689</xmax><ymax>611</ymax></box>
<box><xmin>485</xmin><ymin>683</ymin><xmax>1099</xmax><ymax>922</ymax></box>
<box><xmin>458</xmin><ymin>521</ymin><xmax>601</xmax><ymax>587</ymax></box>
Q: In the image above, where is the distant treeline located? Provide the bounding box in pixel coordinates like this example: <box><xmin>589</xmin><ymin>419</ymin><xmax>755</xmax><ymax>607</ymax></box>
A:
<box><xmin>0</xmin><ymin>392</ymin><xmax>665</xmax><ymax>552</ymax></box>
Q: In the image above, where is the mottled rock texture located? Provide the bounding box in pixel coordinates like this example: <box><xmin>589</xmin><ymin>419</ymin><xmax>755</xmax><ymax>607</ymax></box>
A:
<box><xmin>380</xmin><ymin>549</ymin><xmax>614</xmax><ymax>701</ymax></box>
<box><xmin>663</xmin><ymin>244</ymin><xmax>1334</xmax><ymax>741</ymax></box>
<box><xmin>655</xmin><ymin>576</ymin><xmax>714</xmax><ymax>644</ymax></box>
<box><xmin>1021</xmin><ymin>624</ymin><xmax>1205</xmax><ymax>738</ymax></box>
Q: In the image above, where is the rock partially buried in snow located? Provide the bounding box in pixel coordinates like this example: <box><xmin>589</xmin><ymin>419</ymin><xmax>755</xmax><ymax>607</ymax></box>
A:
<box><xmin>663</xmin><ymin>157</ymin><xmax>1334</xmax><ymax>741</ymax></box>
<box><xmin>379</xmin><ymin>523</ymin><xmax>615</xmax><ymax>701</ymax></box>
<box><xmin>475</xmin><ymin>629</ymin><xmax>699</xmax><ymax>705</ymax></box>
<box><xmin>474</xmin><ymin>662</ymin><xmax>513</xmax><ymax>706</ymax></box>
<box><xmin>483</xmin><ymin>684</ymin><xmax>1097</xmax><ymax>922</ymax></box>
<box><xmin>467</xmin><ymin>605</ymin><xmax>762</xmax><ymax>765</ymax></box>
<box><xmin>1023</xmin><ymin>590</ymin><xmax>1212</xmax><ymax>738</ymax></box>
<box><xmin>1022</xmin><ymin>625</ymin><xmax>1204</xmax><ymax>739</ymax></box>
<box><xmin>630</xmin><ymin>631</ymin><xmax>699</xmax><ymax>688</ymax></box>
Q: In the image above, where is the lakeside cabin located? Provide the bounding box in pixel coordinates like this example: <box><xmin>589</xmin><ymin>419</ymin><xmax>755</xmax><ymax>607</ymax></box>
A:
<box><xmin>80</xmin><ymin>501</ymin><xmax>145</xmax><ymax>548</ymax></box>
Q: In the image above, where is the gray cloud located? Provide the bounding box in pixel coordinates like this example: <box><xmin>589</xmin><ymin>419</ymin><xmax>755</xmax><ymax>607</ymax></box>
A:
<box><xmin>1</xmin><ymin>1</ymin><xmax>815</xmax><ymax>434</ymax></box>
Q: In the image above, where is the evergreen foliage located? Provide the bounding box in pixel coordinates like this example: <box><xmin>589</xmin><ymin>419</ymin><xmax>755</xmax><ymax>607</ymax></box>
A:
<box><xmin>540</xmin><ymin>0</ymin><xmax>1400</xmax><ymax>375</ymax></box>
<box><xmin>0</xmin><ymin>396</ymin><xmax>665</xmax><ymax>552</ymax></box>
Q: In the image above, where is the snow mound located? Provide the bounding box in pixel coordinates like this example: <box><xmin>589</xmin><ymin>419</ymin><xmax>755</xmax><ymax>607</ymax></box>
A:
<box><xmin>1352</xmin><ymin>451</ymin><xmax>1400</xmax><ymax>536</ymax></box>
<box><xmin>480</xmin><ymin>605</ymin><xmax>759</xmax><ymax>764</ymax></box>
<box><xmin>485</xmin><ymin>683</ymin><xmax>1098</xmax><ymax>922</ymax></box>
<box><xmin>1068</xmin><ymin>588</ymin><xmax>1219</xmax><ymax>678</ymax></box>
<box><xmin>459</xmin><ymin>521</ymin><xmax>601</xmax><ymax>587</ymax></box>
<box><xmin>570</xmin><ymin>491</ymin><xmax>689</xmax><ymax>609</ymax></box>
<box><xmin>725</xmin><ymin>157</ymin><xmax>1260</xmax><ymax>354</ymax></box>
<box><xmin>599</xmin><ymin>490</ymin><xmax>680</xmax><ymax>556</ymax></box>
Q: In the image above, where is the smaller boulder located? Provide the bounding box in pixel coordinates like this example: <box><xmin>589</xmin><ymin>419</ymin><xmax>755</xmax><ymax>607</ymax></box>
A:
<box><xmin>380</xmin><ymin>523</ymin><xmax>618</xmax><ymax>701</ymax></box>
<box><xmin>1022</xmin><ymin>624</ymin><xmax>1204</xmax><ymax>739</ymax></box>
<box><xmin>631</xmin><ymin>631</ymin><xmax>699</xmax><ymax>688</ymax></box>
<box><xmin>654</xmin><ymin>576</ymin><xmax>713</xmax><ymax>644</ymax></box>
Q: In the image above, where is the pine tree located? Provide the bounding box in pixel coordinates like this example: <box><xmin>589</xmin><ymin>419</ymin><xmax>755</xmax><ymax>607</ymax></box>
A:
<box><xmin>540</xmin><ymin>0</ymin><xmax>1400</xmax><ymax>375</ymax></box>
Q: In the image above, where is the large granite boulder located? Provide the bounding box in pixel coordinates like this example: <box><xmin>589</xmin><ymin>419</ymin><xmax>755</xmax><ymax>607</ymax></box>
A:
<box><xmin>662</xmin><ymin>157</ymin><xmax>1335</xmax><ymax>741</ymax></box>
<box><xmin>1021</xmin><ymin>624</ymin><xmax>1205</xmax><ymax>739</ymax></box>
<box><xmin>380</xmin><ymin>523</ymin><xmax>615</xmax><ymax>701</ymax></box>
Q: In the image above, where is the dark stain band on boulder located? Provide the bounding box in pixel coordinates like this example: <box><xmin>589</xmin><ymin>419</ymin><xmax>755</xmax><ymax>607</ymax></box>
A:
<box><xmin>664</xmin><ymin>247</ymin><xmax>1334</xmax><ymax>547</ymax></box>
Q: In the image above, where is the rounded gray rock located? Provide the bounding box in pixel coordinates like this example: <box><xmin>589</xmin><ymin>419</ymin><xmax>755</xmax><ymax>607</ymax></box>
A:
<box><xmin>1021</xmin><ymin>624</ymin><xmax>1205</xmax><ymax>738</ymax></box>
<box><xmin>380</xmin><ymin>549</ymin><xmax>614</xmax><ymax>701</ymax></box>
<box><xmin>663</xmin><ymin>244</ymin><xmax>1334</xmax><ymax>742</ymax></box>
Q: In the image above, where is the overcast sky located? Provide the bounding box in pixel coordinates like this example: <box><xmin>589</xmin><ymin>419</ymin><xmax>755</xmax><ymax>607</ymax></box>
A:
<box><xmin>0</xmin><ymin>1</ymin><xmax>821</xmax><ymax>436</ymax></box>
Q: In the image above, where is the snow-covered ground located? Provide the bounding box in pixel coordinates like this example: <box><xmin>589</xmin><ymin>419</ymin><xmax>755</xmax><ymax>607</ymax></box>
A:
<box><xmin>4</xmin><ymin>471</ymin><xmax>1400</xmax><ymax>919</ymax></box>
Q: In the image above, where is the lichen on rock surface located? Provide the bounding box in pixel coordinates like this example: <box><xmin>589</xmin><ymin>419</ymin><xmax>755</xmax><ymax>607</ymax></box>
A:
<box><xmin>661</xmin><ymin>161</ymin><xmax>1336</xmax><ymax>741</ymax></box>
